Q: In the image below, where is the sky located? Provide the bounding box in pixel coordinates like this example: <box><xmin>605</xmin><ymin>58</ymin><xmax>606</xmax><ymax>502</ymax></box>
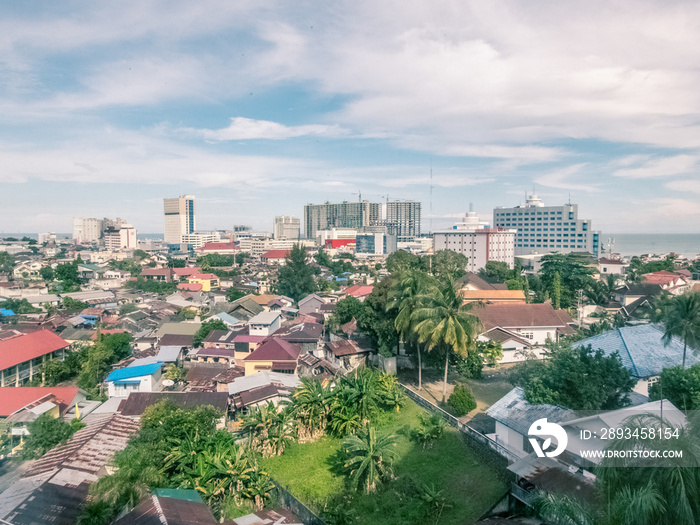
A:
<box><xmin>1</xmin><ymin>1</ymin><xmax>700</xmax><ymax>235</ymax></box>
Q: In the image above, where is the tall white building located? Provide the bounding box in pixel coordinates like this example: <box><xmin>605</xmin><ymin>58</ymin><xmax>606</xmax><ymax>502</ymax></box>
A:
<box><xmin>273</xmin><ymin>216</ymin><xmax>300</xmax><ymax>240</ymax></box>
<box><xmin>433</xmin><ymin>211</ymin><xmax>515</xmax><ymax>271</ymax></box>
<box><xmin>163</xmin><ymin>195</ymin><xmax>196</xmax><ymax>245</ymax></box>
<box><xmin>386</xmin><ymin>200</ymin><xmax>421</xmax><ymax>242</ymax></box>
<box><xmin>493</xmin><ymin>194</ymin><xmax>601</xmax><ymax>257</ymax></box>
<box><xmin>73</xmin><ymin>218</ymin><xmax>104</xmax><ymax>243</ymax></box>
<box><xmin>304</xmin><ymin>201</ymin><xmax>381</xmax><ymax>239</ymax></box>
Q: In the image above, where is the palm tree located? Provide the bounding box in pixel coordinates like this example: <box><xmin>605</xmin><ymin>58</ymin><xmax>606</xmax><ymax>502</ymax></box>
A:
<box><xmin>661</xmin><ymin>292</ymin><xmax>700</xmax><ymax>368</ymax></box>
<box><xmin>412</xmin><ymin>277</ymin><xmax>481</xmax><ymax>402</ymax></box>
<box><xmin>291</xmin><ymin>378</ymin><xmax>329</xmax><ymax>441</ymax></box>
<box><xmin>390</xmin><ymin>270</ymin><xmax>432</xmax><ymax>390</ymax></box>
<box><xmin>533</xmin><ymin>492</ymin><xmax>594</xmax><ymax>525</ymax></box>
<box><xmin>341</xmin><ymin>426</ymin><xmax>398</xmax><ymax>494</ymax></box>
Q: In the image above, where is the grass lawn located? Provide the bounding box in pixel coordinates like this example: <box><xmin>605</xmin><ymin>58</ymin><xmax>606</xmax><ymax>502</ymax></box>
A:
<box><xmin>262</xmin><ymin>399</ymin><xmax>508</xmax><ymax>525</ymax></box>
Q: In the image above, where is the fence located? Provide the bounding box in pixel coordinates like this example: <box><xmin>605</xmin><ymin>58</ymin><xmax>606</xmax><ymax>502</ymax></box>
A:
<box><xmin>399</xmin><ymin>384</ymin><xmax>522</xmax><ymax>464</ymax></box>
<box><xmin>272</xmin><ymin>480</ymin><xmax>327</xmax><ymax>525</ymax></box>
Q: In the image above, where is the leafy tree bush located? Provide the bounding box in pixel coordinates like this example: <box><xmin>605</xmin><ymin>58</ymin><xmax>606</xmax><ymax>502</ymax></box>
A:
<box><xmin>125</xmin><ymin>277</ymin><xmax>176</xmax><ymax>294</ymax></box>
<box><xmin>193</xmin><ymin>318</ymin><xmax>227</xmax><ymax>347</ymax></box>
<box><xmin>453</xmin><ymin>348</ymin><xmax>483</xmax><ymax>379</ymax></box>
<box><xmin>226</xmin><ymin>288</ymin><xmax>246</xmax><ymax>302</ymax></box>
<box><xmin>411</xmin><ymin>414</ymin><xmax>446</xmax><ymax>449</ymax></box>
<box><xmin>447</xmin><ymin>384</ymin><xmax>476</xmax><ymax>416</ymax></box>
<box><xmin>649</xmin><ymin>364</ymin><xmax>700</xmax><ymax>411</ymax></box>
<box><xmin>276</xmin><ymin>244</ymin><xmax>317</xmax><ymax>301</ymax></box>
<box><xmin>21</xmin><ymin>413</ymin><xmax>83</xmax><ymax>459</ymax></box>
<box><xmin>510</xmin><ymin>343</ymin><xmax>634</xmax><ymax>410</ymax></box>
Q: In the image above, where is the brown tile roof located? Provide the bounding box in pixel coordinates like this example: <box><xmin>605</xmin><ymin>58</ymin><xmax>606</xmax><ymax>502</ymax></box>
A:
<box><xmin>273</xmin><ymin>322</ymin><xmax>323</xmax><ymax>342</ymax></box>
<box><xmin>243</xmin><ymin>338</ymin><xmax>301</xmax><ymax>362</ymax></box>
<box><xmin>326</xmin><ymin>339</ymin><xmax>369</xmax><ymax>357</ymax></box>
<box><xmin>114</xmin><ymin>493</ymin><xmax>218</xmax><ymax>525</ymax></box>
<box><xmin>158</xmin><ymin>334</ymin><xmax>194</xmax><ymax>347</ymax></box>
<box><xmin>473</xmin><ymin>303</ymin><xmax>574</xmax><ymax>331</ymax></box>
<box><xmin>117</xmin><ymin>392</ymin><xmax>229</xmax><ymax>416</ymax></box>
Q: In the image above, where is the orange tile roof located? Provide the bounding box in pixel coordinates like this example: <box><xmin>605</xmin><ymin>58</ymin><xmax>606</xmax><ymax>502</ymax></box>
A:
<box><xmin>261</xmin><ymin>250</ymin><xmax>290</xmax><ymax>259</ymax></box>
<box><xmin>462</xmin><ymin>290</ymin><xmax>526</xmax><ymax>301</ymax></box>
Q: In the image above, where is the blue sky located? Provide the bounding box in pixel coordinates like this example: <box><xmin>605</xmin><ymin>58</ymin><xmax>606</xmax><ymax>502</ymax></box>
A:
<box><xmin>1</xmin><ymin>1</ymin><xmax>700</xmax><ymax>234</ymax></box>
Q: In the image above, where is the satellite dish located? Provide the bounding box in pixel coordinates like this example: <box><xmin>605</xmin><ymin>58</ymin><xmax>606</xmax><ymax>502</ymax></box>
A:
<box><xmin>162</xmin><ymin>379</ymin><xmax>175</xmax><ymax>387</ymax></box>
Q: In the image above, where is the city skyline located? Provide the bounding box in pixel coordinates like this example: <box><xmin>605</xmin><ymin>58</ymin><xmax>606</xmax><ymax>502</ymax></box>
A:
<box><xmin>2</xmin><ymin>2</ymin><xmax>700</xmax><ymax>234</ymax></box>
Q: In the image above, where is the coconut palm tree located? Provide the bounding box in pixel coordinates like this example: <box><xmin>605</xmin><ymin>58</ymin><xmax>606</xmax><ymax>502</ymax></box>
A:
<box><xmin>661</xmin><ymin>292</ymin><xmax>700</xmax><ymax>368</ymax></box>
<box><xmin>389</xmin><ymin>269</ymin><xmax>433</xmax><ymax>390</ymax></box>
<box><xmin>341</xmin><ymin>426</ymin><xmax>398</xmax><ymax>494</ymax></box>
<box><xmin>412</xmin><ymin>277</ymin><xmax>481</xmax><ymax>402</ymax></box>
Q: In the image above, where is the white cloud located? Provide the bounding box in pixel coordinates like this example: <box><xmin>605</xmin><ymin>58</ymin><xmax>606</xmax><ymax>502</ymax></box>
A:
<box><xmin>653</xmin><ymin>198</ymin><xmax>700</xmax><ymax>218</ymax></box>
<box><xmin>535</xmin><ymin>164</ymin><xmax>601</xmax><ymax>193</ymax></box>
<box><xmin>183</xmin><ymin>117</ymin><xmax>342</xmax><ymax>141</ymax></box>
<box><xmin>614</xmin><ymin>155</ymin><xmax>699</xmax><ymax>179</ymax></box>
<box><xmin>665</xmin><ymin>179</ymin><xmax>700</xmax><ymax>194</ymax></box>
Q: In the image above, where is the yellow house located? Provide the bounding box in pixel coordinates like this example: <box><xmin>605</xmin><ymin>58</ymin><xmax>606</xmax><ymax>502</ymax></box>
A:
<box><xmin>187</xmin><ymin>273</ymin><xmax>220</xmax><ymax>292</ymax></box>
<box><xmin>242</xmin><ymin>338</ymin><xmax>300</xmax><ymax>376</ymax></box>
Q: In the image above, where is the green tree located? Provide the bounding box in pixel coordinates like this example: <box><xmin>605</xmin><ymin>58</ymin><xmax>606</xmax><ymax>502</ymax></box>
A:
<box><xmin>448</xmin><ymin>383</ymin><xmax>476</xmax><ymax>416</ymax></box>
<box><xmin>55</xmin><ymin>261</ymin><xmax>81</xmax><ymax>287</ymax></box>
<box><xmin>193</xmin><ymin>319</ymin><xmax>227</xmax><ymax>348</ymax></box>
<box><xmin>329</xmin><ymin>296</ymin><xmax>365</xmax><ymax>333</ymax></box>
<box><xmin>661</xmin><ymin>292</ymin><xmax>700</xmax><ymax>369</ymax></box>
<box><xmin>479</xmin><ymin>261</ymin><xmax>510</xmax><ymax>282</ymax></box>
<box><xmin>385</xmin><ymin>250</ymin><xmax>421</xmax><ymax>274</ymax></box>
<box><xmin>539</xmin><ymin>253</ymin><xmax>596</xmax><ymax>308</ymax></box>
<box><xmin>389</xmin><ymin>270</ymin><xmax>434</xmax><ymax>390</ymax></box>
<box><xmin>511</xmin><ymin>344</ymin><xmax>634</xmax><ymax>410</ymax></box>
<box><xmin>340</xmin><ymin>426</ymin><xmax>398</xmax><ymax>494</ymax></box>
<box><xmin>649</xmin><ymin>364</ymin><xmax>700</xmax><ymax>411</ymax></box>
<box><xmin>42</xmin><ymin>359</ymin><xmax>70</xmax><ymax>386</ymax></box>
<box><xmin>226</xmin><ymin>288</ymin><xmax>246</xmax><ymax>302</ymax></box>
<box><xmin>39</xmin><ymin>266</ymin><xmax>55</xmax><ymax>281</ymax></box>
<box><xmin>63</xmin><ymin>296</ymin><xmax>88</xmax><ymax>311</ymax></box>
<box><xmin>21</xmin><ymin>413</ymin><xmax>80</xmax><ymax>459</ymax></box>
<box><xmin>0</xmin><ymin>252</ymin><xmax>15</xmax><ymax>273</ymax></box>
<box><xmin>276</xmin><ymin>244</ymin><xmax>317</xmax><ymax>302</ymax></box>
<box><xmin>315</xmin><ymin>249</ymin><xmax>332</xmax><ymax>268</ymax></box>
<box><xmin>552</xmin><ymin>271</ymin><xmax>562</xmax><ymax>309</ymax></box>
<box><xmin>292</xmin><ymin>378</ymin><xmax>330</xmax><ymax>441</ymax></box>
<box><xmin>428</xmin><ymin>250</ymin><xmax>468</xmax><ymax>280</ymax></box>
<box><xmin>413</xmin><ymin>277</ymin><xmax>480</xmax><ymax>402</ymax></box>
<box><xmin>132</xmin><ymin>249</ymin><xmax>149</xmax><ymax>259</ymax></box>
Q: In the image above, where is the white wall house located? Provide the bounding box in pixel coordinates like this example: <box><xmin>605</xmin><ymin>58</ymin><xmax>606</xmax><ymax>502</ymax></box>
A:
<box><xmin>248</xmin><ymin>311</ymin><xmax>282</xmax><ymax>337</ymax></box>
<box><xmin>105</xmin><ymin>362</ymin><xmax>163</xmax><ymax>398</ymax></box>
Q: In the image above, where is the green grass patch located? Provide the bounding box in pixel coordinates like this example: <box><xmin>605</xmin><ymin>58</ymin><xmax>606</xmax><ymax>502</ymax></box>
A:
<box><xmin>262</xmin><ymin>399</ymin><xmax>507</xmax><ymax>525</ymax></box>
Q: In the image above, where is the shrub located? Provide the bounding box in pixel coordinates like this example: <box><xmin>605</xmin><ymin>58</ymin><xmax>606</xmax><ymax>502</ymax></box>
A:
<box><xmin>448</xmin><ymin>384</ymin><xmax>476</xmax><ymax>416</ymax></box>
<box><xmin>412</xmin><ymin>414</ymin><xmax>446</xmax><ymax>449</ymax></box>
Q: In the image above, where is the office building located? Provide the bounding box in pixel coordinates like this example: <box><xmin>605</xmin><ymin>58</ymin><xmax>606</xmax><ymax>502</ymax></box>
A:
<box><xmin>433</xmin><ymin>211</ymin><xmax>515</xmax><ymax>271</ymax></box>
<box><xmin>493</xmin><ymin>194</ymin><xmax>600</xmax><ymax>257</ymax></box>
<box><xmin>386</xmin><ymin>200</ymin><xmax>421</xmax><ymax>242</ymax></box>
<box><xmin>103</xmin><ymin>224</ymin><xmax>137</xmax><ymax>250</ymax></box>
<box><xmin>304</xmin><ymin>201</ymin><xmax>381</xmax><ymax>240</ymax></box>
<box><xmin>273</xmin><ymin>216</ymin><xmax>301</xmax><ymax>240</ymax></box>
<box><xmin>163</xmin><ymin>195</ymin><xmax>196</xmax><ymax>245</ymax></box>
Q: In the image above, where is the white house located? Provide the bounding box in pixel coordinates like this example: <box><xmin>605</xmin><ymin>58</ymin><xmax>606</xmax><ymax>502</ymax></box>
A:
<box><xmin>597</xmin><ymin>257</ymin><xmax>627</xmax><ymax>276</ymax></box>
<box><xmin>247</xmin><ymin>311</ymin><xmax>282</xmax><ymax>337</ymax></box>
<box><xmin>105</xmin><ymin>362</ymin><xmax>163</xmax><ymax>398</ymax></box>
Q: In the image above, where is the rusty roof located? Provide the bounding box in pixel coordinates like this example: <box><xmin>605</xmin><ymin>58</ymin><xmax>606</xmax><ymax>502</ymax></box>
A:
<box><xmin>117</xmin><ymin>392</ymin><xmax>229</xmax><ymax>416</ymax></box>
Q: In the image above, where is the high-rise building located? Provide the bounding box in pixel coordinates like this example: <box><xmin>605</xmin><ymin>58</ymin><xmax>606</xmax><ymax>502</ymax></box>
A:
<box><xmin>103</xmin><ymin>224</ymin><xmax>137</xmax><ymax>250</ymax></box>
<box><xmin>433</xmin><ymin>211</ymin><xmax>516</xmax><ymax>271</ymax></box>
<box><xmin>73</xmin><ymin>218</ymin><xmax>104</xmax><ymax>243</ymax></box>
<box><xmin>304</xmin><ymin>201</ymin><xmax>381</xmax><ymax>240</ymax></box>
<box><xmin>163</xmin><ymin>195</ymin><xmax>195</xmax><ymax>245</ymax></box>
<box><xmin>273</xmin><ymin>216</ymin><xmax>300</xmax><ymax>240</ymax></box>
<box><xmin>493</xmin><ymin>194</ymin><xmax>600</xmax><ymax>257</ymax></box>
<box><xmin>386</xmin><ymin>200</ymin><xmax>421</xmax><ymax>242</ymax></box>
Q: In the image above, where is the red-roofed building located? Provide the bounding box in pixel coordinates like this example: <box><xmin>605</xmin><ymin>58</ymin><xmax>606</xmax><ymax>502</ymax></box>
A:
<box><xmin>243</xmin><ymin>338</ymin><xmax>301</xmax><ymax>375</ymax></box>
<box><xmin>0</xmin><ymin>330</ymin><xmax>70</xmax><ymax>386</ymax></box>
<box><xmin>260</xmin><ymin>250</ymin><xmax>291</xmax><ymax>265</ymax></box>
<box><xmin>172</xmin><ymin>266</ymin><xmax>203</xmax><ymax>280</ymax></box>
<box><xmin>324</xmin><ymin>239</ymin><xmax>356</xmax><ymax>250</ymax></box>
<box><xmin>0</xmin><ymin>387</ymin><xmax>85</xmax><ymax>418</ymax></box>
<box><xmin>341</xmin><ymin>284</ymin><xmax>374</xmax><ymax>302</ymax></box>
<box><xmin>642</xmin><ymin>271</ymin><xmax>689</xmax><ymax>295</ymax></box>
<box><xmin>177</xmin><ymin>282</ymin><xmax>204</xmax><ymax>292</ymax></box>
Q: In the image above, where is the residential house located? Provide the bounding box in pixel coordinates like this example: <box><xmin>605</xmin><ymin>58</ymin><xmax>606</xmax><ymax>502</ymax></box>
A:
<box><xmin>113</xmin><ymin>489</ymin><xmax>218</xmax><ymax>525</ymax></box>
<box><xmin>456</xmin><ymin>272</ymin><xmax>508</xmax><ymax>291</ymax></box>
<box><xmin>260</xmin><ymin>249</ymin><xmax>290</xmax><ymax>265</ymax></box>
<box><xmin>105</xmin><ymin>362</ymin><xmax>163</xmax><ymax>398</ymax></box>
<box><xmin>462</xmin><ymin>290</ymin><xmax>526</xmax><ymax>303</ymax></box>
<box><xmin>211</xmin><ymin>312</ymin><xmax>243</xmax><ymax>328</ymax></box>
<box><xmin>324</xmin><ymin>339</ymin><xmax>370</xmax><ymax>370</ymax></box>
<box><xmin>227</xmin><ymin>371</ymin><xmax>301</xmax><ymax>413</ymax></box>
<box><xmin>641</xmin><ymin>270</ymin><xmax>690</xmax><ymax>295</ymax></box>
<box><xmin>195</xmin><ymin>241</ymin><xmax>240</xmax><ymax>255</ymax></box>
<box><xmin>12</xmin><ymin>260</ymin><xmax>44</xmax><ymax>280</ymax></box>
<box><xmin>298</xmin><ymin>293</ymin><xmax>327</xmax><ymax>314</ymax></box>
<box><xmin>478</xmin><ymin>328</ymin><xmax>534</xmax><ymax>362</ymax></box>
<box><xmin>248</xmin><ymin>310</ymin><xmax>282</xmax><ymax>337</ymax></box>
<box><xmin>172</xmin><ymin>266</ymin><xmax>203</xmax><ymax>281</ymax></box>
<box><xmin>187</xmin><ymin>273</ymin><xmax>220</xmax><ymax>292</ymax></box>
<box><xmin>473</xmin><ymin>302</ymin><xmax>575</xmax><ymax>350</ymax></box>
<box><xmin>61</xmin><ymin>290</ymin><xmax>117</xmax><ymax>309</ymax></box>
<box><xmin>341</xmin><ymin>284</ymin><xmax>374</xmax><ymax>302</ymax></box>
<box><xmin>117</xmin><ymin>392</ymin><xmax>229</xmax><ymax>425</ymax></box>
<box><xmin>273</xmin><ymin>322</ymin><xmax>323</xmax><ymax>353</ymax></box>
<box><xmin>573</xmin><ymin>324</ymin><xmax>700</xmax><ymax>396</ymax></box>
<box><xmin>140</xmin><ymin>268</ymin><xmax>173</xmax><ymax>282</ymax></box>
<box><xmin>0</xmin><ymin>330</ymin><xmax>69</xmax><ymax>386</ymax></box>
<box><xmin>597</xmin><ymin>257</ymin><xmax>627</xmax><ymax>276</ymax></box>
<box><xmin>242</xmin><ymin>338</ymin><xmax>301</xmax><ymax>376</ymax></box>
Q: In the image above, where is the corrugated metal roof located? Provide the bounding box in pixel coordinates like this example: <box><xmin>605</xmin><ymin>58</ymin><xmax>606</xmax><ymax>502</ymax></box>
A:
<box><xmin>106</xmin><ymin>362</ymin><xmax>162</xmax><ymax>382</ymax></box>
<box><xmin>486</xmin><ymin>387</ymin><xmax>576</xmax><ymax>436</ymax></box>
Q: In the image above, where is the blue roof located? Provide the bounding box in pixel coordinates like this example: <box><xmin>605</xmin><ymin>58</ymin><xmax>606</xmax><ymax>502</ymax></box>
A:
<box><xmin>214</xmin><ymin>312</ymin><xmax>241</xmax><ymax>325</ymax></box>
<box><xmin>106</xmin><ymin>362</ymin><xmax>163</xmax><ymax>382</ymax></box>
<box><xmin>573</xmin><ymin>324</ymin><xmax>700</xmax><ymax>378</ymax></box>
<box><xmin>0</xmin><ymin>309</ymin><xmax>15</xmax><ymax>316</ymax></box>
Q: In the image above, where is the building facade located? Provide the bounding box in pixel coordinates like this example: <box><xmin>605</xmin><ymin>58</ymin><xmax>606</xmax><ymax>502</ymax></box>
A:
<box><xmin>433</xmin><ymin>211</ymin><xmax>515</xmax><ymax>271</ymax></box>
<box><xmin>163</xmin><ymin>195</ymin><xmax>196</xmax><ymax>245</ymax></box>
<box><xmin>493</xmin><ymin>194</ymin><xmax>600</xmax><ymax>257</ymax></box>
<box><xmin>273</xmin><ymin>216</ymin><xmax>300</xmax><ymax>240</ymax></box>
<box><xmin>73</xmin><ymin>217</ymin><xmax>104</xmax><ymax>243</ymax></box>
<box><xmin>356</xmin><ymin>231</ymin><xmax>397</xmax><ymax>255</ymax></box>
<box><xmin>304</xmin><ymin>201</ymin><xmax>381</xmax><ymax>239</ymax></box>
<box><xmin>386</xmin><ymin>200</ymin><xmax>421</xmax><ymax>242</ymax></box>
<box><xmin>103</xmin><ymin>224</ymin><xmax>138</xmax><ymax>250</ymax></box>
